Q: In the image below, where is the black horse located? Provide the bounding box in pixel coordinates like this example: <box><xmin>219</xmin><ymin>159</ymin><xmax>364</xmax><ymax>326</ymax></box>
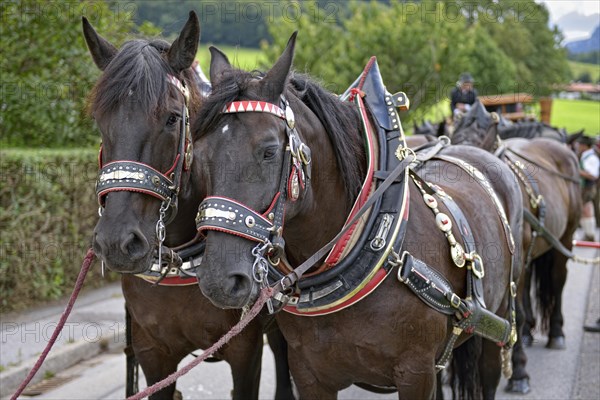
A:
<box><xmin>83</xmin><ymin>12</ymin><xmax>293</xmax><ymax>400</ymax></box>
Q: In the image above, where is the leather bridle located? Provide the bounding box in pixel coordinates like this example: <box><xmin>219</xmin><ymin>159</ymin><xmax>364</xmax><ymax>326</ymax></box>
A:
<box><xmin>195</xmin><ymin>96</ymin><xmax>312</xmax><ymax>296</ymax></box>
<box><xmin>95</xmin><ymin>74</ymin><xmax>193</xmax><ymax>271</ymax></box>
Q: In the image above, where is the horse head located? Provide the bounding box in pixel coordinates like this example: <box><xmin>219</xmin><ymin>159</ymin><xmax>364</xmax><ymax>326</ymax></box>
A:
<box><xmin>84</xmin><ymin>12</ymin><xmax>204</xmax><ymax>274</ymax></box>
<box><xmin>193</xmin><ymin>33</ymin><xmax>364</xmax><ymax>308</ymax></box>
<box><xmin>451</xmin><ymin>99</ymin><xmax>500</xmax><ymax>152</ymax></box>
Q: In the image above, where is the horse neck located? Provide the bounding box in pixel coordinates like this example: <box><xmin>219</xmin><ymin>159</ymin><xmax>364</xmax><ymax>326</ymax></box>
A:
<box><xmin>282</xmin><ymin>97</ymin><xmax>366</xmax><ymax>265</ymax></box>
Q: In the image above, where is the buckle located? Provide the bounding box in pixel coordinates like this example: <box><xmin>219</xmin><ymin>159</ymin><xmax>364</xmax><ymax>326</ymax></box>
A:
<box><xmin>471</xmin><ymin>253</ymin><xmax>485</xmax><ymax>279</ymax></box>
<box><xmin>449</xmin><ymin>293</ymin><xmax>461</xmax><ymax>308</ymax></box>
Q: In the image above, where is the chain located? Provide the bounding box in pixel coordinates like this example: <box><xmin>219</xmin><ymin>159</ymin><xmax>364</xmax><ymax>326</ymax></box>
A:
<box><xmin>155</xmin><ymin>198</ymin><xmax>171</xmax><ymax>272</ymax></box>
<box><xmin>251</xmin><ymin>242</ymin><xmax>274</xmax><ymax>313</ymax></box>
<box><xmin>572</xmin><ymin>255</ymin><xmax>600</xmax><ymax>265</ymax></box>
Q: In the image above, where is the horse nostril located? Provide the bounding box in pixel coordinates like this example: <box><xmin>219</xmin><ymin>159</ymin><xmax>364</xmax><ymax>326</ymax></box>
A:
<box><xmin>93</xmin><ymin>232</ymin><xmax>107</xmax><ymax>255</ymax></box>
<box><xmin>226</xmin><ymin>273</ymin><xmax>252</xmax><ymax>299</ymax></box>
<box><xmin>120</xmin><ymin>230</ymin><xmax>150</xmax><ymax>261</ymax></box>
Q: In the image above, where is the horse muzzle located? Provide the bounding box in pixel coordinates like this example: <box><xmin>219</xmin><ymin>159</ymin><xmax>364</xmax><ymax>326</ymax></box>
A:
<box><xmin>93</xmin><ymin>222</ymin><xmax>153</xmax><ymax>274</ymax></box>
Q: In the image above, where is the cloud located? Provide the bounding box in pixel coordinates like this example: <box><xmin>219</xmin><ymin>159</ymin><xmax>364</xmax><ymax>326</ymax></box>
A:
<box><xmin>556</xmin><ymin>11</ymin><xmax>600</xmax><ymax>32</ymax></box>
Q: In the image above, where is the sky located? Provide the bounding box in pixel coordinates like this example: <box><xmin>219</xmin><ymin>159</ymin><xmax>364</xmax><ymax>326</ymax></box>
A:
<box><xmin>538</xmin><ymin>0</ymin><xmax>600</xmax><ymax>42</ymax></box>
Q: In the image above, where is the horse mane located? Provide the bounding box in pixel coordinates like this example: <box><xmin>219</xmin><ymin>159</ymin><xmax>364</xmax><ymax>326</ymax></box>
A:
<box><xmin>289</xmin><ymin>73</ymin><xmax>365</xmax><ymax>200</ymax></box>
<box><xmin>194</xmin><ymin>69</ymin><xmax>365</xmax><ymax>201</ymax></box>
<box><xmin>88</xmin><ymin>39</ymin><xmax>201</xmax><ymax>120</ymax></box>
<box><xmin>498</xmin><ymin>122</ymin><xmax>566</xmax><ymax>142</ymax></box>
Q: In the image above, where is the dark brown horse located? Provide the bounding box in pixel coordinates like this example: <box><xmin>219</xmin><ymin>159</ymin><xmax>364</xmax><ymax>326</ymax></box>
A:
<box><xmin>83</xmin><ymin>12</ymin><xmax>293</xmax><ymax>400</ymax></box>
<box><xmin>452</xmin><ymin>100</ymin><xmax>582</xmax><ymax>393</ymax></box>
<box><xmin>192</xmin><ymin>34</ymin><xmax>524</xmax><ymax>399</ymax></box>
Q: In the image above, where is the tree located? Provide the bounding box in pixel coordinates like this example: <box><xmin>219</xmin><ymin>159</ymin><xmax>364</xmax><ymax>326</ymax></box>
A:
<box><xmin>0</xmin><ymin>0</ymin><xmax>148</xmax><ymax>147</ymax></box>
<box><xmin>264</xmin><ymin>0</ymin><xmax>571</xmax><ymax>121</ymax></box>
<box><xmin>264</xmin><ymin>0</ymin><xmax>525</xmax><ymax>122</ymax></box>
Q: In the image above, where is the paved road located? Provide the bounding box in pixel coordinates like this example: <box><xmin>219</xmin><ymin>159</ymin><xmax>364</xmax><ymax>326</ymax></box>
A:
<box><xmin>6</xmin><ymin>244</ymin><xmax>599</xmax><ymax>400</ymax></box>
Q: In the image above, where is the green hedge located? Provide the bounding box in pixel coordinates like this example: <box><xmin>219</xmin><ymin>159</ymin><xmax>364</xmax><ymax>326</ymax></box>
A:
<box><xmin>0</xmin><ymin>148</ymin><xmax>118</xmax><ymax>313</ymax></box>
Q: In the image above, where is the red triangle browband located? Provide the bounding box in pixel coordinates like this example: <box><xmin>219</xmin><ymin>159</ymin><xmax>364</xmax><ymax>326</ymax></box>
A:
<box><xmin>223</xmin><ymin>101</ymin><xmax>286</xmax><ymax>119</ymax></box>
<box><xmin>166</xmin><ymin>74</ymin><xmax>189</xmax><ymax>100</ymax></box>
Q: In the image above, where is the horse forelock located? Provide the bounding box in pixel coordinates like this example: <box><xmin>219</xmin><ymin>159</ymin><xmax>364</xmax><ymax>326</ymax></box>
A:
<box><xmin>88</xmin><ymin>39</ymin><xmax>200</xmax><ymax>121</ymax></box>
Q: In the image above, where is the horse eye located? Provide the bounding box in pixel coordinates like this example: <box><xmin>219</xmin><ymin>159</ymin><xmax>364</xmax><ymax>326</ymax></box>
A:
<box><xmin>264</xmin><ymin>146</ymin><xmax>278</xmax><ymax>160</ymax></box>
<box><xmin>166</xmin><ymin>114</ymin><xmax>179</xmax><ymax>126</ymax></box>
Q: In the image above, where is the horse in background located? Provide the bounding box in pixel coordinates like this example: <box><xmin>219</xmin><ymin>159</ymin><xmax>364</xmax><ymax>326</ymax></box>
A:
<box><xmin>413</xmin><ymin>118</ymin><xmax>453</xmax><ymax>137</ymax></box>
<box><xmin>496</xmin><ymin>117</ymin><xmax>568</xmax><ymax>143</ymax></box>
<box><xmin>83</xmin><ymin>12</ymin><xmax>293</xmax><ymax>400</ymax></box>
<box><xmin>452</xmin><ymin>100</ymin><xmax>581</xmax><ymax>394</ymax></box>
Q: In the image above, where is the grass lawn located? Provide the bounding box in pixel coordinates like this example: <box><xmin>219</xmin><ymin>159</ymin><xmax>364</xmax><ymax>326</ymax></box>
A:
<box><xmin>196</xmin><ymin>45</ymin><xmax>266</xmax><ymax>75</ymax></box>
<box><xmin>409</xmin><ymin>98</ymin><xmax>599</xmax><ymax>136</ymax></box>
<box><xmin>550</xmin><ymin>98</ymin><xmax>600</xmax><ymax>135</ymax></box>
<box><xmin>569</xmin><ymin>60</ymin><xmax>600</xmax><ymax>83</ymax></box>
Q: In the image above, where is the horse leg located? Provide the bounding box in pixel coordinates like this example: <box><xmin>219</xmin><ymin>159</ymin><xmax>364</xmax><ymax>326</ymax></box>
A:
<box><xmin>227</xmin><ymin>333</ymin><xmax>264</xmax><ymax>400</ymax></box>
<box><xmin>266</xmin><ymin>327</ymin><xmax>295</xmax><ymax>400</ymax></box>
<box><xmin>505</xmin><ymin>297</ymin><xmax>530</xmax><ymax>394</ymax></box>
<box><xmin>131</xmin><ymin>318</ymin><xmax>181</xmax><ymax>400</ymax></box>
<box><xmin>479</xmin><ymin>340</ymin><xmax>502</xmax><ymax>400</ymax></box>
<box><xmin>521</xmin><ymin>265</ymin><xmax>535</xmax><ymax>346</ymax></box>
<box><xmin>393</xmin><ymin>357</ymin><xmax>437</xmax><ymax>400</ymax></box>
<box><xmin>546</xmin><ymin>249</ymin><xmax>568</xmax><ymax>349</ymax></box>
<box><xmin>286</xmin><ymin>356</ymin><xmax>337</xmax><ymax>400</ymax></box>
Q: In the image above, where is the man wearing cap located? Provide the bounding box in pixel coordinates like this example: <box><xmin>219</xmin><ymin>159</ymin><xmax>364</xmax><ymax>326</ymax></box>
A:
<box><xmin>450</xmin><ymin>72</ymin><xmax>478</xmax><ymax>116</ymax></box>
<box><xmin>576</xmin><ymin>136</ymin><xmax>600</xmax><ymax>241</ymax></box>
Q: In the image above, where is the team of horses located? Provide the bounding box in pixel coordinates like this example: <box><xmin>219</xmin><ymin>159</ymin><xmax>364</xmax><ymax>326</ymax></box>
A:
<box><xmin>84</xmin><ymin>11</ymin><xmax>583</xmax><ymax>400</ymax></box>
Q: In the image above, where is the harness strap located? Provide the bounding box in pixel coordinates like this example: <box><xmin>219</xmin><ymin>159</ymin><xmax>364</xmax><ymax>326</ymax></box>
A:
<box><xmin>271</xmin><ymin>154</ymin><xmax>415</xmax><ymax>294</ymax></box>
<box><xmin>397</xmin><ymin>252</ymin><xmax>513</xmax><ymax>369</ymax></box>
<box><xmin>523</xmin><ymin>209</ymin><xmax>575</xmax><ymax>259</ymax></box>
<box><xmin>506</xmin><ymin>147</ymin><xmax>579</xmax><ymax>184</ymax></box>
<box><xmin>504</xmin><ymin>155</ymin><xmax>547</xmax><ymax>267</ymax></box>
<box><xmin>409</xmin><ymin>171</ymin><xmax>487</xmax><ymax>307</ymax></box>
<box><xmin>96</xmin><ymin>160</ymin><xmax>176</xmax><ymax>203</ymax></box>
<box><xmin>434</xmin><ymin>154</ymin><xmax>516</xmax><ymax>254</ymax></box>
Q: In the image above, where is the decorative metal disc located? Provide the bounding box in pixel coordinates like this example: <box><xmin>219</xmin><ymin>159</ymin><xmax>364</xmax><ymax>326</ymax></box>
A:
<box><xmin>285</xmin><ymin>106</ymin><xmax>295</xmax><ymax>129</ymax></box>
<box><xmin>290</xmin><ymin>171</ymin><xmax>300</xmax><ymax>201</ymax></box>
<box><xmin>423</xmin><ymin>193</ymin><xmax>438</xmax><ymax>209</ymax></box>
<box><xmin>451</xmin><ymin>243</ymin><xmax>466</xmax><ymax>268</ymax></box>
<box><xmin>435</xmin><ymin>213</ymin><xmax>452</xmax><ymax>232</ymax></box>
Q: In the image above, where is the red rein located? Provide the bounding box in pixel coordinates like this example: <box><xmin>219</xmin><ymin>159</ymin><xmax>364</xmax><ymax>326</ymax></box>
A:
<box><xmin>10</xmin><ymin>248</ymin><xmax>96</xmax><ymax>400</ymax></box>
<box><xmin>10</xmin><ymin>246</ymin><xmax>272</xmax><ymax>400</ymax></box>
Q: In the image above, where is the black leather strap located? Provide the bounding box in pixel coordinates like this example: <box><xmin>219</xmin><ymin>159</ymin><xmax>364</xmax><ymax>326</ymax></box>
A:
<box><xmin>523</xmin><ymin>208</ymin><xmax>575</xmax><ymax>259</ymax></box>
<box><xmin>96</xmin><ymin>161</ymin><xmax>175</xmax><ymax>203</ymax></box>
<box><xmin>196</xmin><ymin>196</ymin><xmax>277</xmax><ymax>243</ymax></box>
<box><xmin>506</xmin><ymin>147</ymin><xmax>579</xmax><ymax>184</ymax></box>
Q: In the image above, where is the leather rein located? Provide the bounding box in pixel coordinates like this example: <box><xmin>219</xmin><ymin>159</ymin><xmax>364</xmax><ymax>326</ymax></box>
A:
<box><xmin>95</xmin><ymin>74</ymin><xmax>194</xmax><ymax>274</ymax></box>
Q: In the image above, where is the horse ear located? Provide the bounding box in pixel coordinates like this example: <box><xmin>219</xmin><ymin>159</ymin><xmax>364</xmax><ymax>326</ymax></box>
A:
<box><xmin>261</xmin><ymin>31</ymin><xmax>297</xmax><ymax>100</ymax></box>
<box><xmin>167</xmin><ymin>11</ymin><xmax>200</xmax><ymax>73</ymax></box>
<box><xmin>209</xmin><ymin>46</ymin><xmax>232</xmax><ymax>84</ymax></box>
<box><xmin>82</xmin><ymin>17</ymin><xmax>117</xmax><ymax>71</ymax></box>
